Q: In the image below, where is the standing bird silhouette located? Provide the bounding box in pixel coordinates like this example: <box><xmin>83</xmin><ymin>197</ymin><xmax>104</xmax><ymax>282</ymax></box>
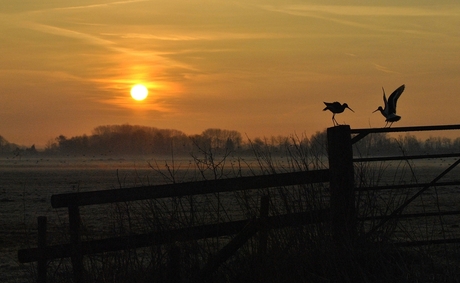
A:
<box><xmin>323</xmin><ymin>102</ymin><xmax>354</xmax><ymax>126</ymax></box>
<box><xmin>373</xmin><ymin>84</ymin><xmax>405</xmax><ymax>128</ymax></box>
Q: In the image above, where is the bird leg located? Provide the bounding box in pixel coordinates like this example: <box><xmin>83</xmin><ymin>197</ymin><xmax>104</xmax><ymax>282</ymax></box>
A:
<box><xmin>332</xmin><ymin>114</ymin><xmax>338</xmax><ymax>126</ymax></box>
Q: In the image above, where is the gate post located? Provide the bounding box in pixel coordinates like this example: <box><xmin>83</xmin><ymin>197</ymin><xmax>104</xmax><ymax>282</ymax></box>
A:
<box><xmin>327</xmin><ymin>125</ymin><xmax>356</xmax><ymax>249</ymax></box>
<box><xmin>69</xmin><ymin>206</ymin><xmax>83</xmax><ymax>283</ymax></box>
<box><xmin>37</xmin><ymin>216</ymin><xmax>47</xmax><ymax>283</ymax></box>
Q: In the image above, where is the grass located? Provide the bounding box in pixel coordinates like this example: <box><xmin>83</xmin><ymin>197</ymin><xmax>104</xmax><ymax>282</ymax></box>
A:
<box><xmin>21</xmin><ymin>133</ymin><xmax>460</xmax><ymax>282</ymax></box>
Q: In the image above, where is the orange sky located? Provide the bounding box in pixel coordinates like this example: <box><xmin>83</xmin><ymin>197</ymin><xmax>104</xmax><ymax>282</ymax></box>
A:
<box><xmin>1</xmin><ymin>1</ymin><xmax>460</xmax><ymax>147</ymax></box>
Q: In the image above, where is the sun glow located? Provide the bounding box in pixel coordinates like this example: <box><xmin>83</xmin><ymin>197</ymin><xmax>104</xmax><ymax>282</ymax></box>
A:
<box><xmin>130</xmin><ymin>84</ymin><xmax>148</xmax><ymax>101</ymax></box>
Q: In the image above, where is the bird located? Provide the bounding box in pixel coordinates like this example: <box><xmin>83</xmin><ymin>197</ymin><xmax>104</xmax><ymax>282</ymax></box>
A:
<box><xmin>373</xmin><ymin>84</ymin><xmax>405</xmax><ymax>128</ymax></box>
<box><xmin>323</xmin><ymin>102</ymin><xmax>354</xmax><ymax>126</ymax></box>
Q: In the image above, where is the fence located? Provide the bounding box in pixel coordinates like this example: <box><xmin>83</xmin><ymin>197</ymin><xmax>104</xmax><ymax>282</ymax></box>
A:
<box><xmin>18</xmin><ymin>170</ymin><xmax>333</xmax><ymax>283</ymax></box>
<box><xmin>351</xmin><ymin>124</ymin><xmax>460</xmax><ymax>246</ymax></box>
<box><xmin>18</xmin><ymin>124</ymin><xmax>460</xmax><ymax>282</ymax></box>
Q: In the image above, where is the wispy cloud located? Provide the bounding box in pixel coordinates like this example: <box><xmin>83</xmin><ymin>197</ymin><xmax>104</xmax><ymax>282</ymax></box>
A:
<box><xmin>101</xmin><ymin>31</ymin><xmax>292</xmax><ymax>41</ymax></box>
<box><xmin>99</xmin><ymin>95</ymin><xmax>173</xmax><ymax>113</ymax></box>
<box><xmin>258</xmin><ymin>4</ymin><xmax>460</xmax><ymax>37</ymax></box>
<box><xmin>26</xmin><ymin>22</ymin><xmax>117</xmax><ymax>48</ymax></box>
<box><xmin>17</xmin><ymin>21</ymin><xmax>192</xmax><ymax>71</ymax></box>
<box><xmin>373</xmin><ymin>63</ymin><xmax>402</xmax><ymax>75</ymax></box>
<box><xmin>262</xmin><ymin>4</ymin><xmax>460</xmax><ymax>17</ymax></box>
<box><xmin>29</xmin><ymin>0</ymin><xmax>148</xmax><ymax>13</ymax></box>
<box><xmin>0</xmin><ymin>68</ymin><xmax>84</xmax><ymax>81</ymax></box>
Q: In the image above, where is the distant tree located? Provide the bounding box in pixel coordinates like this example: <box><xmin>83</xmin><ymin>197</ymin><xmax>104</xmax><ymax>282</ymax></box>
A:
<box><xmin>249</xmin><ymin>137</ymin><xmax>266</xmax><ymax>152</ymax></box>
<box><xmin>44</xmin><ymin>138</ymin><xmax>58</xmax><ymax>154</ymax></box>
<box><xmin>200</xmin><ymin>128</ymin><xmax>243</xmax><ymax>150</ymax></box>
<box><xmin>0</xmin><ymin>135</ymin><xmax>8</xmax><ymax>154</ymax></box>
<box><xmin>25</xmin><ymin>144</ymin><xmax>38</xmax><ymax>155</ymax></box>
<box><xmin>452</xmin><ymin>137</ymin><xmax>460</xmax><ymax>150</ymax></box>
<box><xmin>400</xmin><ymin>134</ymin><xmax>423</xmax><ymax>154</ymax></box>
<box><xmin>0</xmin><ymin>135</ymin><xmax>24</xmax><ymax>155</ymax></box>
<box><xmin>84</xmin><ymin>124</ymin><xmax>190</xmax><ymax>155</ymax></box>
<box><xmin>308</xmin><ymin>131</ymin><xmax>327</xmax><ymax>156</ymax></box>
<box><xmin>270</xmin><ymin>135</ymin><xmax>291</xmax><ymax>154</ymax></box>
<box><xmin>424</xmin><ymin>136</ymin><xmax>452</xmax><ymax>153</ymax></box>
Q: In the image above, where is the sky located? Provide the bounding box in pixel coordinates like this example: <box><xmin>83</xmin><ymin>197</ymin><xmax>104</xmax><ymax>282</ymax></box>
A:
<box><xmin>1</xmin><ymin>0</ymin><xmax>460</xmax><ymax>147</ymax></box>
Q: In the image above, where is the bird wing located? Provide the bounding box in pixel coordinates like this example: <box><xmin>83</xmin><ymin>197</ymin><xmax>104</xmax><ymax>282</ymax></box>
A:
<box><xmin>381</xmin><ymin>87</ymin><xmax>389</xmax><ymax>116</ymax></box>
<box><xmin>387</xmin><ymin>84</ymin><xmax>405</xmax><ymax>114</ymax></box>
<box><xmin>382</xmin><ymin>87</ymin><xmax>388</xmax><ymax>107</ymax></box>
<box><xmin>323</xmin><ymin>101</ymin><xmax>342</xmax><ymax>110</ymax></box>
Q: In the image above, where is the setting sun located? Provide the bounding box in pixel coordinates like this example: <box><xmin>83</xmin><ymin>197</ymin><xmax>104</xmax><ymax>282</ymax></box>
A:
<box><xmin>130</xmin><ymin>84</ymin><xmax>148</xmax><ymax>101</ymax></box>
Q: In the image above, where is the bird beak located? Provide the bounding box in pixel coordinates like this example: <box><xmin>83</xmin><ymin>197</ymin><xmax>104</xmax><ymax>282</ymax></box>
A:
<box><xmin>347</xmin><ymin>106</ymin><xmax>354</xmax><ymax>112</ymax></box>
<box><xmin>372</xmin><ymin>109</ymin><xmax>379</xmax><ymax>113</ymax></box>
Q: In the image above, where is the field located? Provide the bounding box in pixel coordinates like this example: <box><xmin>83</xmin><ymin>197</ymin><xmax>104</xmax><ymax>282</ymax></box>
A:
<box><xmin>2</xmin><ymin>155</ymin><xmax>460</xmax><ymax>282</ymax></box>
<box><xmin>1</xmin><ymin>156</ymin><xmax>163</xmax><ymax>282</ymax></box>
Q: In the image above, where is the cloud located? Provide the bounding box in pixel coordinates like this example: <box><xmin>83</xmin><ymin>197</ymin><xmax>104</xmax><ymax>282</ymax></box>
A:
<box><xmin>99</xmin><ymin>95</ymin><xmax>174</xmax><ymax>113</ymax></box>
<box><xmin>0</xmin><ymin>68</ymin><xmax>83</xmax><ymax>81</ymax></box>
<box><xmin>262</xmin><ymin>4</ymin><xmax>460</xmax><ymax>17</ymax></box>
<box><xmin>101</xmin><ymin>31</ymin><xmax>292</xmax><ymax>42</ymax></box>
<box><xmin>256</xmin><ymin>4</ymin><xmax>460</xmax><ymax>37</ymax></box>
<box><xmin>373</xmin><ymin>64</ymin><xmax>402</xmax><ymax>75</ymax></box>
<box><xmin>29</xmin><ymin>0</ymin><xmax>149</xmax><ymax>13</ymax></box>
<box><xmin>16</xmin><ymin>20</ymin><xmax>193</xmax><ymax>72</ymax></box>
<box><xmin>26</xmin><ymin>22</ymin><xmax>117</xmax><ymax>48</ymax></box>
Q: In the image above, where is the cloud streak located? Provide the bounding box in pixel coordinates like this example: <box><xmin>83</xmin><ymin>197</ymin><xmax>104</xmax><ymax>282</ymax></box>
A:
<box><xmin>102</xmin><ymin>31</ymin><xmax>291</xmax><ymax>41</ymax></box>
<box><xmin>29</xmin><ymin>0</ymin><xmax>149</xmax><ymax>13</ymax></box>
<box><xmin>15</xmin><ymin>19</ymin><xmax>194</xmax><ymax>74</ymax></box>
<box><xmin>257</xmin><ymin>4</ymin><xmax>460</xmax><ymax>38</ymax></box>
<box><xmin>262</xmin><ymin>4</ymin><xmax>460</xmax><ymax>17</ymax></box>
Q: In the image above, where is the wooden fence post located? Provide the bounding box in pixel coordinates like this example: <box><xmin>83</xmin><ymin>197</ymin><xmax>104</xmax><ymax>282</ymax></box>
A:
<box><xmin>167</xmin><ymin>243</ymin><xmax>181</xmax><ymax>283</ymax></box>
<box><xmin>69</xmin><ymin>206</ymin><xmax>83</xmax><ymax>283</ymax></box>
<box><xmin>37</xmin><ymin>216</ymin><xmax>47</xmax><ymax>283</ymax></box>
<box><xmin>258</xmin><ymin>195</ymin><xmax>269</xmax><ymax>255</ymax></box>
<box><xmin>327</xmin><ymin>125</ymin><xmax>356</xmax><ymax>249</ymax></box>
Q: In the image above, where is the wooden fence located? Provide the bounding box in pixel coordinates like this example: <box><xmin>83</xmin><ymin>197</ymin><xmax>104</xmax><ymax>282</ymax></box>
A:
<box><xmin>18</xmin><ymin>124</ymin><xmax>460</xmax><ymax>282</ymax></box>
<box><xmin>351</xmin><ymin>124</ymin><xmax>460</xmax><ymax>245</ymax></box>
<box><xmin>18</xmin><ymin>170</ymin><xmax>334</xmax><ymax>283</ymax></box>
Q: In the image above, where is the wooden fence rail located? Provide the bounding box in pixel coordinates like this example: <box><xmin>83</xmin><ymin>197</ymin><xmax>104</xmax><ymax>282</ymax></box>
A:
<box><xmin>350</xmin><ymin>124</ymin><xmax>460</xmax><ymax>143</ymax></box>
<box><xmin>50</xmin><ymin>169</ymin><xmax>330</xmax><ymax>208</ymax></box>
<box><xmin>18</xmin><ymin>209</ymin><xmax>330</xmax><ymax>263</ymax></box>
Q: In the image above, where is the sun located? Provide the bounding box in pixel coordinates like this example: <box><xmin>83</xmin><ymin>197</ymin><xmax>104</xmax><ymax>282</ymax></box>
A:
<box><xmin>130</xmin><ymin>84</ymin><xmax>149</xmax><ymax>101</ymax></box>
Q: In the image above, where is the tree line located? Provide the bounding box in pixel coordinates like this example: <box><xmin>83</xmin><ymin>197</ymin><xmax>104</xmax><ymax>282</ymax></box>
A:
<box><xmin>39</xmin><ymin>125</ymin><xmax>244</xmax><ymax>156</ymax></box>
<box><xmin>1</xmin><ymin>124</ymin><xmax>460</xmax><ymax>157</ymax></box>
